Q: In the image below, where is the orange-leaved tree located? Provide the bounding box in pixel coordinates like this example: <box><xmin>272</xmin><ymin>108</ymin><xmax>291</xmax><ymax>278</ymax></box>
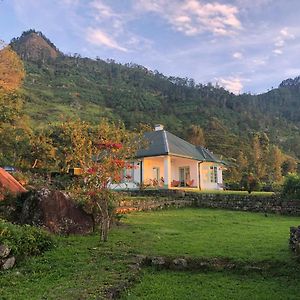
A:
<box><xmin>0</xmin><ymin>41</ymin><xmax>25</xmax><ymax>92</ymax></box>
<box><xmin>80</xmin><ymin>119</ymin><xmax>142</xmax><ymax>241</ymax></box>
<box><xmin>52</xmin><ymin>118</ymin><xmax>143</xmax><ymax>241</ymax></box>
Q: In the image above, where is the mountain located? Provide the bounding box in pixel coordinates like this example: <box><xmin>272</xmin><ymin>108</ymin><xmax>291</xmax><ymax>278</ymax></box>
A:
<box><xmin>10</xmin><ymin>30</ymin><xmax>60</xmax><ymax>63</ymax></box>
<box><xmin>279</xmin><ymin>76</ymin><xmax>300</xmax><ymax>88</ymax></box>
<box><xmin>7</xmin><ymin>30</ymin><xmax>300</xmax><ymax>181</ymax></box>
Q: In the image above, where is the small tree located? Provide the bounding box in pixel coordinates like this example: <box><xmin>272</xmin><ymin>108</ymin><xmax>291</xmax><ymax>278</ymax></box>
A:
<box><xmin>282</xmin><ymin>174</ymin><xmax>300</xmax><ymax>199</ymax></box>
<box><xmin>0</xmin><ymin>41</ymin><xmax>25</xmax><ymax>92</ymax></box>
<box><xmin>53</xmin><ymin>119</ymin><xmax>142</xmax><ymax>241</ymax></box>
<box><xmin>79</xmin><ymin>120</ymin><xmax>141</xmax><ymax>241</ymax></box>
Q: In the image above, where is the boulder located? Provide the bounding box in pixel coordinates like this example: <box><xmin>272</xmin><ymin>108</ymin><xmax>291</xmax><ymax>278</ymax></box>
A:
<box><xmin>0</xmin><ymin>245</ymin><xmax>11</xmax><ymax>258</ymax></box>
<box><xmin>1</xmin><ymin>256</ymin><xmax>15</xmax><ymax>270</ymax></box>
<box><xmin>151</xmin><ymin>256</ymin><xmax>166</xmax><ymax>269</ymax></box>
<box><xmin>19</xmin><ymin>188</ymin><xmax>93</xmax><ymax>234</ymax></box>
<box><xmin>171</xmin><ymin>258</ymin><xmax>188</xmax><ymax>270</ymax></box>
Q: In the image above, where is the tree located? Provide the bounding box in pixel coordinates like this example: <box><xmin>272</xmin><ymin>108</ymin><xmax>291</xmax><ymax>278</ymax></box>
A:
<box><xmin>250</xmin><ymin>132</ymin><xmax>269</xmax><ymax>180</ymax></box>
<box><xmin>186</xmin><ymin>125</ymin><xmax>205</xmax><ymax>146</ymax></box>
<box><xmin>282</xmin><ymin>157</ymin><xmax>297</xmax><ymax>176</ymax></box>
<box><xmin>53</xmin><ymin>118</ymin><xmax>143</xmax><ymax>242</ymax></box>
<box><xmin>50</xmin><ymin>119</ymin><xmax>93</xmax><ymax>172</ymax></box>
<box><xmin>0</xmin><ymin>41</ymin><xmax>25</xmax><ymax>92</ymax></box>
<box><xmin>0</xmin><ymin>43</ymin><xmax>29</xmax><ymax>167</ymax></box>
<box><xmin>268</xmin><ymin>146</ymin><xmax>284</xmax><ymax>183</ymax></box>
<box><xmin>78</xmin><ymin>120</ymin><xmax>142</xmax><ymax>241</ymax></box>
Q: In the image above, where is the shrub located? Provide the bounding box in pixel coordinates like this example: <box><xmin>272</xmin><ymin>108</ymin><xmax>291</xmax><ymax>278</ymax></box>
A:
<box><xmin>281</xmin><ymin>174</ymin><xmax>300</xmax><ymax>199</ymax></box>
<box><xmin>0</xmin><ymin>218</ymin><xmax>54</xmax><ymax>258</ymax></box>
<box><xmin>224</xmin><ymin>181</ymin><xmax>240</xmax><ymax>191</ymax></box>
<box><xmin>240</xmin><ymin>173</ymin><xmax>260</xmax><ymax>193</ymax></box>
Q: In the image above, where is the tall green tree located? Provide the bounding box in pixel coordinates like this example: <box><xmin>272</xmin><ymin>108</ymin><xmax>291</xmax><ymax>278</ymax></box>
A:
<box><xmin>186</xmin><ymin>125</ymin><xmax>206</xmax><ymax>146</ymax></box>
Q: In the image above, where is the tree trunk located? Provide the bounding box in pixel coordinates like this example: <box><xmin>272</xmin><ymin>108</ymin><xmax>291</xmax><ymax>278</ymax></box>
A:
<box><xmin>100</xmin><ymin>217</ymin><xmax>110</xmax><ymax>242</ymax></box>
<box><xmin>99</xmin><ymin>201</ymin><xmax>110</xmax><ymax>242</ymax></box>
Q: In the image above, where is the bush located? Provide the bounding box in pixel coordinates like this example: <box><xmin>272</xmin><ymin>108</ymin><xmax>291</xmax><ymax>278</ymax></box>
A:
<box><xmin>240</xmin><ymin>173</ymin><xmax>260</xmax><ymax>193</ymax></box>
<box><xmin>224</xmin><ymin>181</ymin><xmax>240</xmax><ymax>191</ymax></box>
<box><xmin>281</xmin><ymin>174</ymin><xmax>300</xmax><ymax>199</ymax></box>
<box><xmin>260</xmin><ymin>182</ymin><xmax>282</xmax><ymax>193</ymax></box>
<box><xmin>0</xmin><ymin>218</ymin><xmax>54</xmax><ymax>258</ymax></box>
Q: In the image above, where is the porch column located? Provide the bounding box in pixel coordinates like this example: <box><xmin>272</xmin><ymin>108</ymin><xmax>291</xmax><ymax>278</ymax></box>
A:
<box><xmin>140</xmin><ymin>159</ymin><xmax>144</xmax><ymax>185</ymax></box>
<box><xmin>196</xmin><ymin>161</ymin><xmax>200</xmax><ymax>189</ymax></box>
<box><xmin>163</xmin><ymin>156</ymin><xmax>171</xmax><ymax>188</ymax></box>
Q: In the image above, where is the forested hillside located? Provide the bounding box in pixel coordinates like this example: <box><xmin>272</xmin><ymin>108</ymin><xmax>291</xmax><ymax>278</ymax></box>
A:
<box><xmin>6</xmin><ymin>30</ymin><xmax>300</xmax><ymax>185</ymax></box>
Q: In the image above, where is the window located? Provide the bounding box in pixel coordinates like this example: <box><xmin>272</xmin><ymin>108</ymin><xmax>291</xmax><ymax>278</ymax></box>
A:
<box><xmin>152</xmin><ymin>167</ymin><xmax>160</xmax><ymax>180</ymax></box>
<box><xmin>210</xmin><ymin>166</ymin><xmax>218</xmax><ymax>183</ymax></box>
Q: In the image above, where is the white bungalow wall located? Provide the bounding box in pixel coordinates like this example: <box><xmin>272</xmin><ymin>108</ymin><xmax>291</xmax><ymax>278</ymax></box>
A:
<box><xmin>143</xmin><ymin>155</ymin><xmax>199</xmax><ymax>188</ymax></box>
<box><xmin>143</xmin><ymin>156</ymin><xmax>165</xmax><ymax>185</ymax></box>
<box><xmin>170</xmin><ymin>156</ymin><xmax>199</xmax><ymax>187</ymax></box>
<box><xmin>109</xmin><ymin>158</ymin><xmax>223</xmax><ymax>191</ymax></box>
<box><xmin>109</xmin><ymin>160</ymin><xmax>141</xmax><ymax>190</ymax></box>
<box><xmin>199</xmin><ymin>162</ymin><xmax>223</xmax><ymax>190</ymax></box>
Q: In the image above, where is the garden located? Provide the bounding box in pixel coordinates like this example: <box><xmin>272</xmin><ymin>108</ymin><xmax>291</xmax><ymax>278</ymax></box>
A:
<box><xmin>1</xmin><ymin>208</ymin><xmax>300</xmax><ymax>299</ymax></box>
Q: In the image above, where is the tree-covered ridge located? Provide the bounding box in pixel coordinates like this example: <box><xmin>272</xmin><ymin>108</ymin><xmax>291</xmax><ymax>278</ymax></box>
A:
<box><xmin>5</xmin><ymin>30</ymin><xmax>300</xmax><ymax>184</ymax></box>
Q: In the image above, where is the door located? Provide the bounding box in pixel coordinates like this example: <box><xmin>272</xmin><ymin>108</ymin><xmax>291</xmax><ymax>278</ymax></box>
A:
<box><xmin>179</xmin><ymin>167</ymin><xmax>190</xmax><ymax>186</ymax></box>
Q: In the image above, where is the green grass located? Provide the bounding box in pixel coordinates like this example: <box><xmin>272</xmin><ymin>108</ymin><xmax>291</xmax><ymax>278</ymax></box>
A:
<box><xmin>112</xmin><ymin>208</ymin><xmax>298</xmax><ymax>262</ymax></box>
<box><xmin>0</xmin><ymin>235</ymin><xmax>134</xmax><ymax>299</ymax></box>
<box><xmin>122</xmin><ymin>269</ymin><xmax>300</xmax><ymax>300</ymax></box>
<box><xmin>1</xmin><ymin>208</ymin><xmax>300</xmax><ymax>299</ymax></box>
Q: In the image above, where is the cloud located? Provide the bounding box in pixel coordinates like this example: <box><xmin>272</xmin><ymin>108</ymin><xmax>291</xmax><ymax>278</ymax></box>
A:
<box><xmin>86</xmin><ymin>0</ymin><xmax>153</xmax><ymax>53</ymax></box>
<box><xmin>273</xmin><ymin>49</ymin><xmax>283</xmax><ymax>55</ymax></box>
<box><xmin>217</xmin><ymin>76</ymin><xmax>243</xmax><ymax>94</ymax></box>
<box><xmin>233</xmin><ymin>52</ymin><xmax>243</xmax><ymax>59</ymax></box>
<box><xmin>273</xmin><ymin>27</ymin><xmax>295</xmax><ymax>55</ymax></box>
<box><xmin>252</xmin><ymin>57</ymin><xmax>267</xmax><ymax>66</ymax></box>
<box><xmin>86</xmin><ymin>27</ymin><xmax>127</xmax><ymax>52</ymax></box>
<box><xmin>136</xmin><ymin>0</ymin><xmax>242</xmax><ymax>36</ymax></box>
<box><xmin>91</xmin><ymin>0</ymin><xmax>116</xmax><ymax>18</ymax></box>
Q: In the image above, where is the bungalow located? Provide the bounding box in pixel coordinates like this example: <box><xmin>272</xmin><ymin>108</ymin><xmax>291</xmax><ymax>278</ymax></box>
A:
<box><xmin>109</xmin><ymin>125</ymin><xmax>225</xmax><ymax>191</ymax></box>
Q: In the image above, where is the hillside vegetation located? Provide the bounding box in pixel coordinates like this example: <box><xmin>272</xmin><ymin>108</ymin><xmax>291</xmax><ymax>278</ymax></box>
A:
<box><xmin>5</xmin><ymin>29</ymin><xmax>300</xmax><ymax>183</ymax></box>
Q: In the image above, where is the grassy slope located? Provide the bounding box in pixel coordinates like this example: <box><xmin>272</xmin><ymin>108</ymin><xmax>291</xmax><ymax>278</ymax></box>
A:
<box><xmin>1</xmin><ymin>208</ymin><xmax>300</xmax><ymax>299</ymax></box>
<box><xmin>0</xmin><ymin>235</ymin><xmax>133</xmax><ymax>299</ymax></box>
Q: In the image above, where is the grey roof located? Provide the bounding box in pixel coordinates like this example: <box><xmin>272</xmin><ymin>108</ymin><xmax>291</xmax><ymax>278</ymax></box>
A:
<box><xmin>136</xmin><ymin>130</ymin><xmax>222</xmax><ymax>163</ymax></box>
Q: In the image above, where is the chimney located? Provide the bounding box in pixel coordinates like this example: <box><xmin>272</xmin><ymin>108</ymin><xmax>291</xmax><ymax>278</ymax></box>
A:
<box><xmin>154</xmin><ymin>124</ymin><xmax>164</xmax><ymax>131</ymax></box>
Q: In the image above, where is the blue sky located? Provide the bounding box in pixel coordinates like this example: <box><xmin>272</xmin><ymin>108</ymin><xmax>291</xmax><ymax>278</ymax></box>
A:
<box><xmin>1</xmin><ymin>0</ymin><xmax>300</xmax><ymax>94</ymax></box>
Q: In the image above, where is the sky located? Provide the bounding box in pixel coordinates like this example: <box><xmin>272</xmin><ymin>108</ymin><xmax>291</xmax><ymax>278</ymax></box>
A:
<box><xmin>1</xmin><ymin>0</ymin><xmax>300</xmax><ymax>94</ymax></box>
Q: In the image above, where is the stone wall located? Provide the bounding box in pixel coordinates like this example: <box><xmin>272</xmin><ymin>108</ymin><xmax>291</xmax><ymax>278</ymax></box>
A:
<box><xmin>190</xmin><ymin>193</ymin><xmax>300</xmax><ymax>216</ymax></box>
<box><xmin>290</xmin><ymin>226</ymin><xmax>300</xmax><ymax>255</ymax></box>
<box><xmin>116</xmin><ymin>197</ymin><xmax>194</xmax><ymax>213</ymax></box>
<box><xmin>124</xmin><ymin>190</ymin><xmax>300</xmax><ymax>216</ymax></box>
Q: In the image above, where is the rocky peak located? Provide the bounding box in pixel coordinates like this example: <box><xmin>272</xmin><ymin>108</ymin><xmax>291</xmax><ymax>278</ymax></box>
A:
<box><xmin>10</xmin><ymin>30</ymin><xmax>60</xmax><ymax>62</ymax></box>
<box><xmin>279</xmin><ymin>76</ymin><xmax>300</xmax><ymax>88</ymax></box>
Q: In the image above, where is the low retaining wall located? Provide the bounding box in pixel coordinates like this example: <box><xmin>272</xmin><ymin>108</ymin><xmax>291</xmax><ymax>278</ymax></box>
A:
<box><xmin>290</xmin><ymin>226</ymin><xmax>300</xmax><ymax>255</ymax></box>
<box><xmin>190</xmin><ymin>194</ymin><xmax>300</xmax><ymax>216</ymax></box>
<box><xmin>116</xmin><ymin>197</ymin><xmax>194</xmax><ymax>213</ymax></box>
<box><xmin>123</xmin><ymin>190</ymin><xmax>300</xmax><ymax>216</ymax></box>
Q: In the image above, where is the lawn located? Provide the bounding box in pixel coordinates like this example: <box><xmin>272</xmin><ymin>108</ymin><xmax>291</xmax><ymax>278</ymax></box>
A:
<box><xmin>112</xmin><ymin>208</ymin><xmax>298</xmax><ymax>262</ymax></box>
<box><xmin>1</xmin><ymin>208</ymin><xmax>300</xmax><ymax>299</ymax></box>
<box><xmin>122</xmin><ymin>269</ymin><xmax>300</xmax><ymax>300</ymax></box>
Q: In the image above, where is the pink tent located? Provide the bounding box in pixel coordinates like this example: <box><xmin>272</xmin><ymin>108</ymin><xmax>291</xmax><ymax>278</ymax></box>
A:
<box><xmin>0</xmin><ymin>168</ymin><xmax>26</xmax><ymax>200</ymax></box>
